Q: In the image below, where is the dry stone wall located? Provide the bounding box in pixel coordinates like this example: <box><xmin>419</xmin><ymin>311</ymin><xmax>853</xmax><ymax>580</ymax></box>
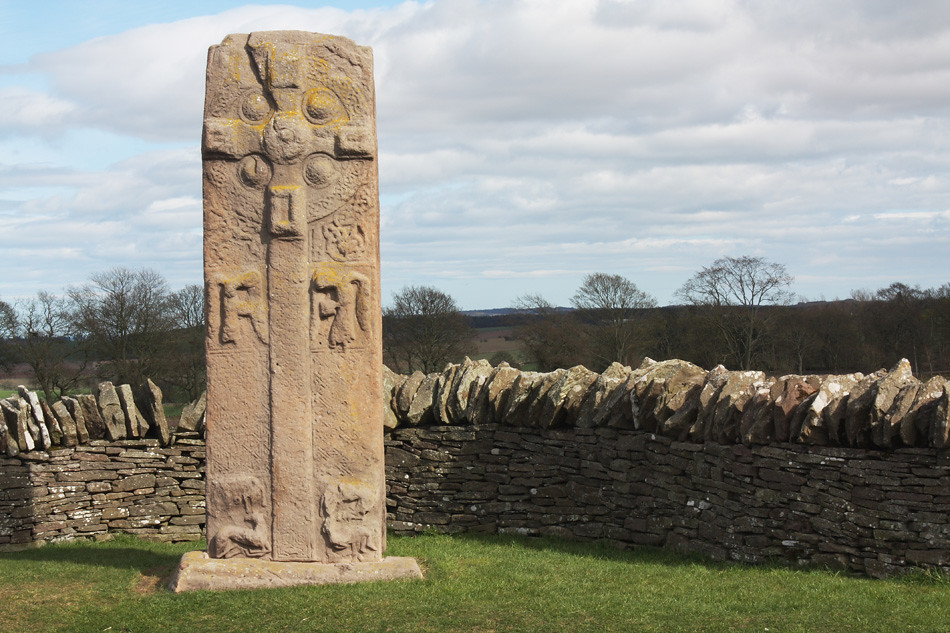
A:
<box><xmin>0</xmin><ymin>380</ymin><xmax>205</xmax><ymax>457</ymax></box>
<box><xmin>379</xmin><ymin>357</ymin><xmax>950</xmax><ymax>576</ymax></box>
<box><xmin>0</xmin><ymin>382</ymin><xmax>206</xmax><ymax>546</ymax></box>
<box><xmin>2</xmin><ymin>358</ymin><xmax>949</xmax><ymax>577</ymax></box>
<box><xmin>384</xmin><ymin>424</ymin><xmax>950</xmax><ymax>578</ymax></box>
<box><xmin>0</xmin><ymin>435</ymin><xmax>205</xmax><ymax>545</ymax></box>
<box><xmin>383</xmin><ymin>357</ymin><xmax>950</xmax><ymax>450</ymax></box>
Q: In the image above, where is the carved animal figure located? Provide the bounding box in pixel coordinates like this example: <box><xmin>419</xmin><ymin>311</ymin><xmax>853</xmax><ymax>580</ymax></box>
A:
<box><xmin>322</xmin><ymin>479</ymin><xmax>379</xmax><ymax>559</ymax></box>
<box><xmin>208</xmin><ymin>476</ymin><xmax>270</xmax><ymax>559</ymax></box>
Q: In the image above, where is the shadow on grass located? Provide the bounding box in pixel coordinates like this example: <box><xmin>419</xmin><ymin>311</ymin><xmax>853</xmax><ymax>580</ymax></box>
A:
<box><xmin>434</xmin><ymin>529</ymin><xmax>865</xmax><ymax>581</ymax></box>
<box><xmin>5</xmin><ymin>530</ymin><xmax>947</xmax><ymax>590</ymax></box>
<box><xmin>0</xmin><ymin>538</ymin><xmax>194</xmax><ymax>573</ymax></box>
<box><xmin>441</xmin><ymin>531</ymin><xmax>950</xmax><ymax>586</ymax></box>
<box><xmin>1</xmin><ymin>530</ymin><xmax>719</xmax><ymax>580</ymax></box>
<box><xmin>445</xmin><ymin>530</ymin><xmax>722</xmax><ymax>567</ymax></box>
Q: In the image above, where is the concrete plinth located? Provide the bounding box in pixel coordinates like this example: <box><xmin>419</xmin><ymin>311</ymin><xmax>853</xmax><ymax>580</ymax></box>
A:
<box><xmin>168</xmin><ymin>551</ymin><xmax>423</xmax><ymax>592</ymax></box>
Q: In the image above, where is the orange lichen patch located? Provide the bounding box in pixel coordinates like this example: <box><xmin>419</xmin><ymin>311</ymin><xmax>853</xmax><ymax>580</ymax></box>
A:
<box><xmin>303</xmin><ymin>87</ymin><xmax>350</xmax><ymax>127</ymax></box>
<box><xmin>312</xmin><ymin>260</ymin><xmax>349</xmax><ymax>287</ymax></box>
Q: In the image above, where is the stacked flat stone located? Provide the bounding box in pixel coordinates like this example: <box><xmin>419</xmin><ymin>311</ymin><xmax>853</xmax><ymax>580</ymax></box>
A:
<box><xmin>0</xmin><ymin>381</ymin><xmax>206</xmax><ymax>457</ymax></box>
<box><xmin>384</xmin><ymin>423</ymin><xmax>950</xmax><ymax>578</ymax></box>
<box><xmin>384</xmin><ymin>357</ymin><xmax>950</xmax><ymax>449</ymax></box>
<box><xmin>0</xmin><ymin>435</ymin><xmax>206</xmax><ymax>546</ymax></box>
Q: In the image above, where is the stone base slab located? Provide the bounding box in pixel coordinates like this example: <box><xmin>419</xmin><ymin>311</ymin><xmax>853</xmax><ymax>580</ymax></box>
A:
<box><xmin>168</xmin><ymin>550</ymin><xmax>423</xmax><ymax>592</ymax></box>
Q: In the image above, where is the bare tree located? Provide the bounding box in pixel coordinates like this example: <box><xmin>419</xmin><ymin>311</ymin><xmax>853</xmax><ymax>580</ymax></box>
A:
<box><xmin>922</xmin><ymin>283</ymin><xmax>950</xmax><ymax>377</ymax></box>
<box><xmin>0</xmin><ymin>297</ymin><xmax>15</xmax><ymax>370</ymax></box>
<box><xmin>571</xmin><ymin>273</ymin><xmax>657</xmax><ymax>369</ymax></box>
<box><xmin>163</xmin><ymin>284</ymin><xmax>206</xmax><ymax>401</ymax></box>
<box><xmin>511</xmin><ymin>294</ymin><xmax>588</xmax><ymax>371</ymax></box>
<box><xmin>383</xmin><ymin>285</ymin><xmax>473</xmax><ymax>373</ymax></box>
<box><xmin>676</xmin><ymin>256</ymin><xmax>793</xmax><ymax>370</ymax></box>
<box><xmin>5</xmin><ymin>292</ymin><xmax>89</xmax><ymax>401</ymax></box>
<box><xmin>871</xmin><ymin>282</ymin><xmax>925</xmax><ymax>374</ymax></box>
<box><xmin>68</xmin><ymin>267</ymin><xmax>174</xmax><ymax>386</ymax></box>
<box><xmin>849</xmin><ymin>282</ymin><xmax>949</xmax><ymax>376</ymax></box>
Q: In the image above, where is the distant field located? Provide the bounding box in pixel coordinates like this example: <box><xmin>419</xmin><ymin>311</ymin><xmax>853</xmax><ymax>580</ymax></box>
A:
<box><xmin>471</xmin><ymin>326</ymin><xmax>523</xmax><ymax>360</ymax></box>
<box><xmin>0</xmin><ymin>370</ymin><xmax>33</xmax><ymax>400</ymax></box>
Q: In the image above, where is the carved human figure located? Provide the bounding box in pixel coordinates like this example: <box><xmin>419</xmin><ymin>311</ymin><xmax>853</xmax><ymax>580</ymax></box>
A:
<box><xmin>313</xmin><ymin>270</ymin><xmax>371</xmax><ymax>349</ymax></box>
<box><xmin>217</xmin><ymin>270</ymin><xmax>267</xmax><ymax>345</ymax></box>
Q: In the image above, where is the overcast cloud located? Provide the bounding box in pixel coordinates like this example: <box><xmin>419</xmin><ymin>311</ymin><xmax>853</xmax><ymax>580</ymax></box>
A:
<box><xmin>1</xmin><ymin>0</ymin><xmax>948</xmax><ymax>308</ymax></box>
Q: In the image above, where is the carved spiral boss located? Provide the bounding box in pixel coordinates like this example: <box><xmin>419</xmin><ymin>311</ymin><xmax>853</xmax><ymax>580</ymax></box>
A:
<box><xmin>202</xmin><ymin>32</ymin><xmax>385</xmax><ymax>563</ymax></box>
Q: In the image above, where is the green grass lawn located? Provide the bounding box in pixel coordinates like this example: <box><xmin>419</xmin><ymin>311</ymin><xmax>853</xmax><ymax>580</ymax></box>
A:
<box><xmin>0</xmin><ymin>533</ymin><xmax>947</xmax><ymax>633</ymax></box>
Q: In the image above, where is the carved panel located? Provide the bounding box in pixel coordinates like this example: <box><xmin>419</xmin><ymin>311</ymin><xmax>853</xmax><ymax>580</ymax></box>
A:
<box><xmin>208</xmin><ymin>476</ymin><xmax>270</xmax><ymax>559</ymax></box>
<box><xmin>321</xmin><ymin>478</ymin><xmax>380</xmax><ymax>561</ymax></box>
<box><xmin>211</xmin><ymin>270</ymin><xmax>268</xmax><ymax>345</ymax></box>
<box><xmin>311</xmin><ymin>266</ymin><xmax>371</xmax><ymax>350</ymax></box>
<box><xmin>320</xmin><ymin>212</ymin><xmax>367</xmax><ymax>262</ymax></box>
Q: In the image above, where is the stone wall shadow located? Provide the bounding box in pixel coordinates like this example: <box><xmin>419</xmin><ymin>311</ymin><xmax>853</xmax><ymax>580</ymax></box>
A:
<box><xmin>0</xmin><ymin>543</ymin><xmax>186</xmax><ymax>572</ymax></box>
<box><xmin>445</xmin><ymin>530</ymin><xmax>727</xmax><ymax>571</ymax></box>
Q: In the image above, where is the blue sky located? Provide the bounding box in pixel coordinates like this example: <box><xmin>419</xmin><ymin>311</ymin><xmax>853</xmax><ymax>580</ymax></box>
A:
<box><xmin>2</xmin><ymin>0</ymin><xmax>950</xmax><ymax>309</ymax></box>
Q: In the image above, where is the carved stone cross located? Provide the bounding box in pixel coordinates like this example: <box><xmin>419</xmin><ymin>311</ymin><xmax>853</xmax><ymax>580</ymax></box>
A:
<box><xmin>170</xmin><ymin>30</ymin><xmax>420</xmax><ymax>591</ymax></box>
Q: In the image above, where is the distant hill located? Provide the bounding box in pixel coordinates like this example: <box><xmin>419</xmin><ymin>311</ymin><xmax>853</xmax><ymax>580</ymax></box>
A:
<box><xmin>462</xmin><ymin>307</ymin><xmax>573</xmax><ymax>317</ymax></box>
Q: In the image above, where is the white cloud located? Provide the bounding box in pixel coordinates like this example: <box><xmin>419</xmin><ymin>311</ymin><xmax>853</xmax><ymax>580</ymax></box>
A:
<box><xmin>2</xmin><ymin>0</ymin><xmax>950</xmax><ymax>307</ymax></box>
<box><xmin>24</xmin><ymin>5</ymin><xmax>391</xmax><ymax>140</ymax></box>
<box><xmin>0</xmin><ymin>86</ymin><xmax>77</xmax><ymax>133</ymax></box>
<box><xmin>480</xmin><ymin>268</ymin><xmax>578</xmax><ymax>279</ymax></box>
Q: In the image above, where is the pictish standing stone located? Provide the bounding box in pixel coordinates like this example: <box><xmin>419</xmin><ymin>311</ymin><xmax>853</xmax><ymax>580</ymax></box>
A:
<box><xmin>170</xmin><ymin>30</ymin><xmax>420</xmax><ymax>591</ymax></box>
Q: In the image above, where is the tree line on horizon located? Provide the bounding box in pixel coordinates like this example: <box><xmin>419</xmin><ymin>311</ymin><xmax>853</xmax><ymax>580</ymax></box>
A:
<box><xmin>0</xmin><ymin>268</ymin><xmax>204</xmax><ymax>403</ymax></box>
<box><xmin>383</xmin><ymin>255</ymin><xmax>950</xmax><ymax>379</ymax></box>
<box><xmin>3</xmin><ymin>256</ymin><xmax>948</xmax><ymax>403</ymax></box>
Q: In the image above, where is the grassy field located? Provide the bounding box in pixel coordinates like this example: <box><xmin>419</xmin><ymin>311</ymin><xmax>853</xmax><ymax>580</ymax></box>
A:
<box><xmin>0</xmin><ymin>380</ymin><xmax>92</xmax><ymax>402</ymax></box>
<box><xmin>468</xmin><ymin>326</ymin><xmax>540</xmax><ymax>369</ymax></box>
<box><xmin>0</xmin><ymin>533</ymin><xmax>947</xmax><ymax>633</ymax></box>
